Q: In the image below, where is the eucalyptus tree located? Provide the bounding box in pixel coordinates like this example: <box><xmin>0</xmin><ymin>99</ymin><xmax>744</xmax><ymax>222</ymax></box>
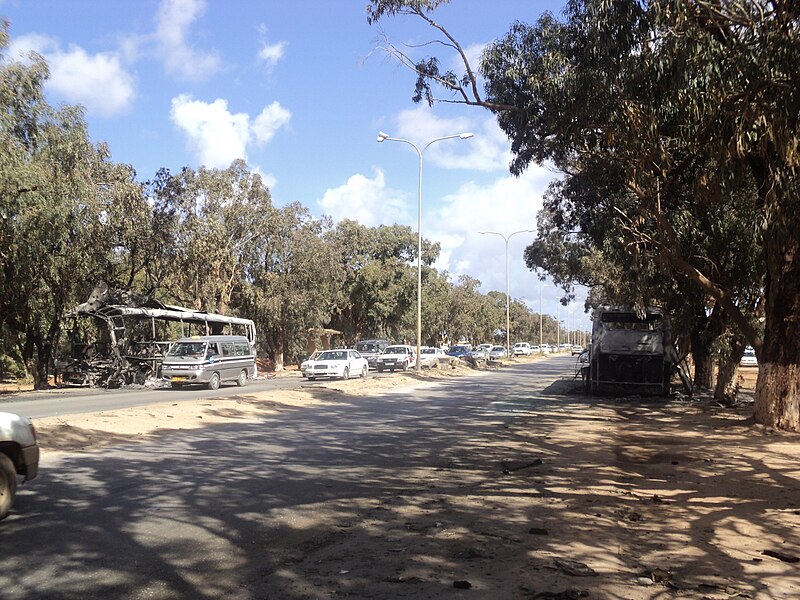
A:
<box><xmin>368</xmin><ymin>0</ymin><xmax>799</xmax><ymax>430</ymax></box>
<box><xmin>326</xmin><ymin>220</ymin><xmax>425</xmax><ymax>342</ymax></box>
<box><xmin>0</xmin><ymin>23</ymin><xmax>142</xmax><ymax>387</ymax></box>
<box><xmin>239</xmin><ymin>204</ymin><xmax>341</xmax><ymax>370</ymax></box>
<box><xmin>148</xmin><ymin>160</ymin><xmax>274</xmax><ymax>314</ymax></box>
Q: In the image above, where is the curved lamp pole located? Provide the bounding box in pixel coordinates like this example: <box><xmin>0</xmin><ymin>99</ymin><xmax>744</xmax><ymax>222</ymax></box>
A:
<box><xmin>478</xmin><ymin>230</ymin><xmax>535</xmax><ymax>357</ymax></box>
<box><xmin>377</xmin><ymin>131</ymin><xmax>474</xmax><ymax>371</ymax></box>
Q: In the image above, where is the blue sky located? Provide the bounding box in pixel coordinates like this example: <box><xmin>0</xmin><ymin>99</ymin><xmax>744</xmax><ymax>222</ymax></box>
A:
<box><xmin>2</xmin><ymin>0</ymin><xmax>590</xmax><ymax>332</ymax></box>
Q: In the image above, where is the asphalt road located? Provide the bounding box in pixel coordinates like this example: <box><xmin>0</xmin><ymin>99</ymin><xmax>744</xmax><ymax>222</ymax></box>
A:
<box><xmin>0</xmin><ymin>356</ymin><xmax>577</xmax><ymax>600</ymax></box>
<box><xmin>0</xmin><ymin>371</ymin><xmax>378</xmax><ymax>419</ymax></box>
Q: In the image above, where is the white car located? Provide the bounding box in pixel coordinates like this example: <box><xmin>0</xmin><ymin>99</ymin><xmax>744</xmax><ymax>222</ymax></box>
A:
<box><xmin>376</xmin><ymin>345</ymin><xmax>417</xmax><ymax>372</ymax></box>
<box><xmin>571</xmin><ymin>345</ymin><xmax>583</xmax><ymax>356</ymax></box>
<box><xmin>1</xmin><ymin>412</ymin><xmax>39</xmax><ymax>520</ymax></box>
<box><xmin>301</xmin><ymin>349</ymin><xmax>369</xmax><ymax>381</ymax></box>
<box><xmin>740</xmin><ymin>347</ymin><xmax>758</xmax><ymax>367</ymax></box>
<box><xmin>489</xmin><ymin>346</ymin><xmax>507</xmax><ymax>359</ymax></box>
<box><xmin>299</xmin><ymin>351</ymin><xmax>321</xmax><ymax>377</ymax></box>
<box><xmin>512</xmin><ymin>342</ymin><xmax>532</xmax><ymax>356</ymax></box>
<box><xmin>419</xmin><ymin>346</ymin><xmax>445</xmax><ymax>368</ymax></box>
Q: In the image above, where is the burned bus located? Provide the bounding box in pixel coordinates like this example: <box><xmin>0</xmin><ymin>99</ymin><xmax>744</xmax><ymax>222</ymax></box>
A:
<box><xmin>54</xmin><ymin>283</ymin><xmax>256</xmax><ymax>388</ymax></box>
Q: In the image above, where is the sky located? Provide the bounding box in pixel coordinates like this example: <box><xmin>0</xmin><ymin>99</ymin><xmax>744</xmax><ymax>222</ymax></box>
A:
<box><xmin>1</xmin><ymin>0</ymin><xmax>590</xmax><ymax>333</ymax></box>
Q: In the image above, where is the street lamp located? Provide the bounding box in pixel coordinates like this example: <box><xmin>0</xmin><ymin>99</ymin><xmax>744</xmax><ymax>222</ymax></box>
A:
<box><xmin>478</xmin><ymin>229</ymin><xmax>535</xmax><ymax>357</ymax></box>
<box><xmin>377</xmin><ymin>130</ymin><xmax>474</xmax><ymax>371</ymax></box>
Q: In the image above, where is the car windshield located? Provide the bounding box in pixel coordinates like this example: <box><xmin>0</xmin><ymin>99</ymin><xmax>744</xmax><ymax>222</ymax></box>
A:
<box><xmin>448</xmin><ymin>346</ymin><xmax>467</xmax><ymax>352</ymax></box>
<box><xmin>421</xmin><ymin>348</ymin><xmax>435</xmax><ymax>354</ymax></box>
<box><xmin>318</xmin><ymin>350</ymin><xmax>347</xmax><ymax>361</ymax></box>
<box><xmin>166</xmin><ymin>341</ymin><xmax>206</xmax><ymax>357</ymax></box>
<box><xmin>384</xmin><ymin>346</ymin><xmax>407</xmax><ymax>354</ymax></box>
<box><xmin>355</xmin><ymin>342</ymin><xmax>377</xmax><ymax>352</ymax></box>
<box><xmin>492</xmin><ymin>347</ymin><xmax>504</xmax><ymax>351</ymax></box>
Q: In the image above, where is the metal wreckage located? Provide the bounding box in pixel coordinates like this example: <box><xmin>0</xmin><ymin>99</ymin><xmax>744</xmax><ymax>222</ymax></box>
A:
<box><xmin>54</xmin><ymin>283</ymin><xmax>256</xmax><ymax>388</ymax></box>
<box><xmin>581</xmin><ymin>306</ymin><xmax>692</xmax><ymax>396</ymax></box>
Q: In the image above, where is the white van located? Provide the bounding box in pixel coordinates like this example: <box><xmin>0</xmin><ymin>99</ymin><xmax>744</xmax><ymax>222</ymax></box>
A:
<box><xmin>161</xmin><ymin>335</ymin><xmax>256</xmax><ymax>390</ymax></box>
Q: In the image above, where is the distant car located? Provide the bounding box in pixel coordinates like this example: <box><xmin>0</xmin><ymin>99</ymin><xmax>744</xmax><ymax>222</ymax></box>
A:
<box><xmin>376</xmin><ymin>345</ymin><xmax>417</xmax><ymax>372</ymax></box>
<box><xmin>489</xmin><ymin>346</ymin><xmax>507</xmax><ymax>360</ymax></box>
<box><xmin>512</xmin><ymin>342</ymin><xmax>532</xmax><ymax>356</ymax></box>
<box><xmin>445</xmin><ymin>345</ymin><xmax>471</xmax><ymax>358</ymax></box>
<box><xmin>538</xmin><ymin>345</ymin><xmax>551</xmax><ymax>354</ymax></box>
<box><xmin>299</xmin><ymin>351</ymin><xmax>321</xmax><ymax>377</ymax></box>
<box><xmin>419</xmin><ymin>346</ymin><xmax>445</xmax><ymax>368</ymax></box>
<box><xmin>301</xmin><ymin>349</ymin><xmax>369</xmax><ymax>381</ymax></box>
<box><xmin>0</xmin><ymin>412</ymin><xmax>39</xmax><ymax>520</ymax></box>
<box><xmin>354</xmin><ymin>339</ymin><xmax>389</xmax><ymax>370</ymax></box>
<box><xmin>571</xmin><ymin>345</ymin><xmax>583</xmax><ymax>356</ymax></box>
<box><xmin>468</xmin><ymin>347</ymin><xmax>489</xmax><ymax>360</ymax></box>
<box><xmin>740</xmin><ymin>347</ymin><xmax>758</xmax><ymax>367</ymax></box>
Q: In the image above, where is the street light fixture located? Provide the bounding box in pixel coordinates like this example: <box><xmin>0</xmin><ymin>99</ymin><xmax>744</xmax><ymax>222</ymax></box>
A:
<box><xmin>478</xmin><ymin>229</ymin><xmax>535</xmax><ymax>357</ymax></box>
<box><xmin>377</xmin><ymin>130</ymin><xmax>474</xmax><ymax>371</ymax></box>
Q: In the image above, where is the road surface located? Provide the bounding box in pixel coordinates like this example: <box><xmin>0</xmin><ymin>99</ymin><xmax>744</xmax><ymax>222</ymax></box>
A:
<box><xmin>0</xmin><ymin>357</ymin><xmax>576</xmax><ymax>600</ymax></box>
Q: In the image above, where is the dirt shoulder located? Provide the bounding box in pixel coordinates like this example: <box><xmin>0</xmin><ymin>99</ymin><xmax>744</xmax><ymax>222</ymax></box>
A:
<box><xmin>25</xmin><ymin>357</ymin><xmax>800</xmax><ymax>599</ymax></box>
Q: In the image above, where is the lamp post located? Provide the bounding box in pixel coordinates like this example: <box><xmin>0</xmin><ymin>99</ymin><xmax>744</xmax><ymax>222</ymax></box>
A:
<box><xmin>377</xmin><ymin>130</ymin><xmax>474</xmax><ymax>371</ymax></box>
<box><xmin>478</xmin><ymin>229</ymin><xmax>535</xmax><ymax>357</ymax></box>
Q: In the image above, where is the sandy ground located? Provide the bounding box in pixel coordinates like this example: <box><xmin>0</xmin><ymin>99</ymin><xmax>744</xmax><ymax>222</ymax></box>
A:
<box><xmin>12</xmin><ymin>359</ymin><xmax>800</xmax><ymax>598</ymax></box>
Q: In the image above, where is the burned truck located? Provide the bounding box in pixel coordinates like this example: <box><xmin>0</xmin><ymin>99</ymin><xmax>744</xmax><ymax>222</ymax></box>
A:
<box><xmin>54</xmin><ymin>283</ymin><xmax>256</xmax><ymax>388</ymax></box>
<box><xmin>583</xmin><ymin>306</ymin><xmax>687</xmax><ymax>396</ymax></box>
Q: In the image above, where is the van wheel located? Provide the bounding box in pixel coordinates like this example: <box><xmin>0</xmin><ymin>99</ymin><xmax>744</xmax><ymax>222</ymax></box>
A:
<box><xmin>207</xmin><ymin>372</ymin><xmax>221</xmax><ymax>390</ymax></box>
<box><xmin>360</xmin><ymin>365</ymin><xmax>368</xmax><ymax>378</ymax></box>
<box><xmin>0</xmin><ymin>453</ymin><xmax>17</xmax><ymax>520</ymax></box>
<box><xmin>236</xmin><ymin>370</ymin><xmax>247</xmax><ymax>387</ymax></box>
<box><xmin>342</xmin><ymin>367</ymin><xmax>349</xmax><ymax>380</ymax></box>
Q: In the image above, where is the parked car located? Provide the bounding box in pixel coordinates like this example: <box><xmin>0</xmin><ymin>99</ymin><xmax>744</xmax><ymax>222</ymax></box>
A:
<box><xmin>571</xmin><ymin>345</ymin><xmax>583</xmax><ymax>356</ymax></box>
<box><xmin>489</xmin><ymin>345</ymin><xmax>507</xmax><ymax>360</ymax></box>
<box><xmin>538</xmin><ymin>345</ymin><xmax>551</xmax><ymax>354</ymax></box>
<box><xmin>419</xmin><ymin>346</ymin><xmax>445</xmax><ymax>368</ymax></box>
<box><xmin>512</xmin><ymin>342</ymin><xmax>532</xmax><ymax>356</ymax></box>
<box><xmin>354</xmin><ymin>339</ymin><xmax>389</xmax><ymax>370</ymax></box>
<box><xmin>740</xmin><ymin>347</ymin><xmax>758</xmax><ymax>367</ymax></box>
<box><xmin>469</xmin><ymin>347</ymin><xmax>489</xmax><ymax>360</ymax></box>
<box><xmin>445</xmin><ymin>345</ymin><xmax>471</xmax><ymax>358</ymax></box>
<box><xmin>376</xmin><ymin>345</ymin><xmax>417</xmax><ymax>372</ymax></box>
<box><xmin>299</xmin><ymin>351</ymin><xmax>321</xmax><ymax>377</ymax></box>
<box><xmin>301</xmin><ymin>349</ymin><xmax>369</xmax><ymax>380</ymax></box>
<box><xmin>0</xmin><ymin>412</ymin><xmax>39</xmax><ymax>520</ymax></box>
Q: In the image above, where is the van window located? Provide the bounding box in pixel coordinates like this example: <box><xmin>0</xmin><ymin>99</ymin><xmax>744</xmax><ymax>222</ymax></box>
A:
<box><xmin>235</xmin><ymin>341</ymin><xmax>250</xmax><ymax>356</ymax></box>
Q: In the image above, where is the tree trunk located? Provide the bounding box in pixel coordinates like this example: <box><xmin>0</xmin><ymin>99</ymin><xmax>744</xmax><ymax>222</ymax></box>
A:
<box><xmin>689</xmin><ymin>304</ymin><xmax>722</xmax><ymax>390</ymax></box>
<box><xmin>753</xmin><ymin>192</ymin><xmax>800</xmax><ymax>431</ymax></box>
<box><xmin>714</xmin><ymin>337</ymin><xmax>747</xmax><ymax>404</ymax></box>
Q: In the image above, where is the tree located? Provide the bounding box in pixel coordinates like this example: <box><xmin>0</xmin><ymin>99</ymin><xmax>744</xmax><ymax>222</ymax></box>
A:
<box><xmin>368</xmin><ymin>0</ymin><xmax>800</xmax><ymax>430</ymax></box>
<box><xmin>239</xmin><ymin>204</ymin><xmax>341</xmax><ymax>370</ymax></box>
<box><xmin>148</xmin><ymin>160</ymin><xmax>274</xmax><ymax>314</ymax></box>
<box><xmin>0</xmin><ymin>23</ymin><xmax>142</xmax><ymax>387</ymax></box>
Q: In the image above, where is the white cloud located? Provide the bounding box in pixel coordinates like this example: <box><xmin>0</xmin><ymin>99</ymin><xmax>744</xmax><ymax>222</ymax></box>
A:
<box><xmin>256</xmin><ymin>25</ymin><xmax>286</xmax><ymax>68</ymax></box>
<box><xmin>154</xmin><ymin>0</ymin><xmax>220</xmax><ymax>81</ymax></box>
<box><xmin>170</xmin><ymin>95</ymin><xmax>291</xmax><ymax>169</ymax></box>
<box><xmin>317</xmin><ymin>168</ymin><xmax>412</xmax><ymax>228</ymax></box>
<box><xmin>8</xmin><ymin>34</ymin><xmax>135</xmax><ymax>117</ymax></box>
<box><xmin>392</xmin><ymin>106</ymin><xmax>511</xmax><ymax>172</ymax></box>
<box><xmin>251</xmin><ymin>102</ymin><xmax>292</xmax><ymax>145</ymax></box>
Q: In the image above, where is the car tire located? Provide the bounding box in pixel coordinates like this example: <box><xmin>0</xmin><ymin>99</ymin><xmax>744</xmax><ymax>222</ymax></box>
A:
<box><xmin>0</xmin><ymin>453</ymin><xmax>17</xmax><ymax>520</ymax></box>
<box><xmin>342</xmin><ymin>367</ymin><xmax>349</xmax><ymax>380</ymax></box>
<box><xmin>236</xmin><ymin>370</ymin><xmax>247</xmax><ymax>387</ymax></box>
<box><xmin>308</xmin><ymin>376</ymin><xmax>316</xmax><ymax>381</ymax></box>
<box><xmin>377</xmin><ymin>366</ymin><xmax>383</xmax><ymax>373</ymax></box>
<box><xmin>207</xmin><ymin>372</ymin><xmax>221</xmax><ymax>390</ymax></box>
<box><xmin>171</xmin><ymin>382</ymin><xmax>184</xmax><ymax>389</ymax></box>
<box><xmin>360</xmin><ymin>365</ymin><xmax>368</xmax><ymax>378</ymax></box>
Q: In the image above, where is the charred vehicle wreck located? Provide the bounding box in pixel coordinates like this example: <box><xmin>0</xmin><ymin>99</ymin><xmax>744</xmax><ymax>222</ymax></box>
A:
<box><xmin>583</xmin><ymin>306</ymin><xmax>690</xmax><ymax>396</ymax></box>
<box><xmin>54</xmin><ymin>283</ymin><xmax>256</xmax><ymax>388</ymax></box>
